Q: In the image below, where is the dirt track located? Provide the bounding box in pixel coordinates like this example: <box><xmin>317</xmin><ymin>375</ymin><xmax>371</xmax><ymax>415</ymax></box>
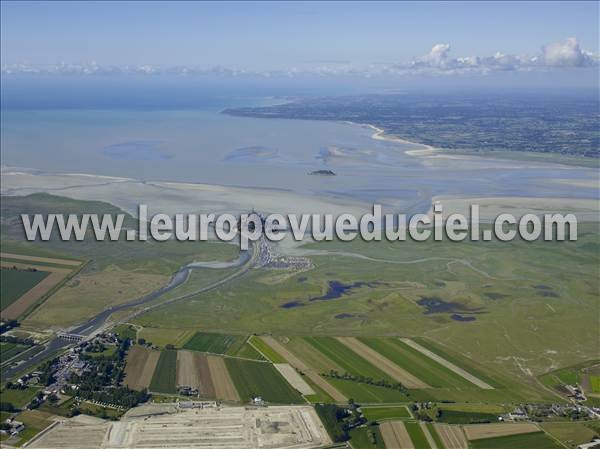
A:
<box><xmin>336</xmin><ymin>337</ymin><xmax>429</xmax><ymax>389</ymax></box>
<box><xmin>463</xmin><ymin>423</ymin><xmax>539</xmax><ymax>440</ymax></box>
<box><xmin>207</xmin><ymin>355</ymin><xmax>240</xmax><ymax>402</ymax></box>
<box><xmin>400</xmin><ymin>338</ymin><xmax>494</xmax><ymax>390</ymax></box>
<box><xmin>380</xmin><ymin>421</ymin><xmax>414</xmax><ymax>449</ymax></box>
<box><xmin>260</xmin><ymin>336</ymin><xmax>347</xmax><ymax>402</ymax></box>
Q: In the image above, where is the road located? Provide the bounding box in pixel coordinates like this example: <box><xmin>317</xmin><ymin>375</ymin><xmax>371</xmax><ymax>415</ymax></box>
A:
<box><xmin>2</xmin><ymin>242</ymin><xmax>259</xmax><ymax>380</ymax></box>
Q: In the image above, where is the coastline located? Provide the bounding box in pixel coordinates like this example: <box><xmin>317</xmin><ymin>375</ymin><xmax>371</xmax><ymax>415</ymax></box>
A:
<box><xmin>361</xmin><ymin>122</ymin><xmax>598</xmax><ymax>169</ymax></box>
<box><xmin>364</xmin><ymin>123</ymin><xmax>439</xmax><ymax>157</ymax></box>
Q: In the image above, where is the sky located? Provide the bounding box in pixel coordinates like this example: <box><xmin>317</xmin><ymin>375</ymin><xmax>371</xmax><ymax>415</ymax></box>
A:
<box><xmin>1</xmin><ymin>1</ymin><xmax>599</xmax><ymax>86</ymax></box>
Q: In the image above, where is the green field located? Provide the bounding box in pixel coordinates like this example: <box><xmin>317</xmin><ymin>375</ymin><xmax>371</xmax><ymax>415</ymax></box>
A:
<box><xmin>437</xmin><ymin>409</ymin><xmax>498</xmax><ymax>424</ymax></box>
<box><xmin>362</xmin><ymin>406</ymin><xmax>411</xmax><ymax>421</ymax></box>
<box><xmin>591</xmin><ymin>375</ymin><xmax>600</xmax><ymax>393</ymax></box>
<box><xmin>360</xmin><ymin>337</ymin><xmax>474</xmax><ymax>388</ymax></box>
<box><xmin>305</xmin><ymin>337</ymin><xmax>393</xmax><ymax>381</ymax></box>
<box><xmin>224</xmin><ymin>358</ymin><xmax>303</xmax><ymax>404</ymax></box>
<box><xmin>0</xmin><ymin>387</ymin><xmax>40</xmax><ymax>407</ymax></box>
<box><xmin>233</xmin><ymin>340</ymin><xmax>265</xmax><ymax>361</ymax></box>
<box><xmin>0</xmin><ymin>342</ymin><xmax>29</xmax><ymax>363</ymax></box>
<box><xmin>426</xmin><ymin>423</ymin><xmax>445</xmax><ymax>449</ymax></box>
<box><xmin>129</xmin><ymin>221</ymin><xmax>600</xmax><ymax>399</ymax></box>
<box><xmin>539</xmin><ymin>360</ymin><xmax>600</xmax><ymax>397</ymax></box>
<box><xmin>183</xmin><ymin>332</ymin><xmax>246</xmax><ymax>355</ymax></box>
<box><xmin>249</xmin><ymin>337</ymin><xmax>286</xmax><ymax>363</ymax></box>
<box><xmin>541</xmin><ymin>422</ymin><xmax>600</xmax><ymax>448</ymax></box>
<box><xmin>405</xmin><ymin>421</ymin><xmax>431</xmax><ymax>449</ymax></box>
<box><xmin>304</xmin><ymin>337</ymin><xmax>415</xmax><ymax>402</ymax></box>
<box><xmin>436</xmin><ymin>403</ymin><xmax>508</xmax><ymax>414</ymax></box>
<box><xmin>2</xmin><ymin>194</ymin><xmax>600</xmax><ymax>408</ymax></box>
<box><xmin>112</xmin><ymin>324</ymin><xmax>138</xmax><ymax>341</ymax></box>
<box><xmin>411</xmin><ymin>338</ymin><xmax>499</xmax><ymax>388</ymax></box>
<box><xmin>149</xmin><ymin>350</ymin><xmax>177</xmax><ymax>394</ymax></box>
<box><xmin>180</xmin><ymin>332</ymin><xmax>264</xmax><ymax>360</ymax></box>
<box><xmin>0</xmin><ymin>268</ymin><xmax>50</xmax><ymax>310</ymax></box>
<box><xmin>328</xmin><ymin>378</ymin><xmax>411</xmax><ymax>403</ymax></box>
<box><xmin>349</xmin><ymin>424</ymin><xmax>385</xmax><ymax>449</ymax></box>
<box><xmin>11</xmin><ymin>409</ymin><xmax>54</xmax><ymax>446</ymax></box>
<box><xmin>469</xmin><ymin>431</ymin><xmax>563</xmax><ymax>449</ymax></box>
<box><xmin>1</xmin><ymin>194</ymin><xmax>238</xmax><ymax>328</ymax></box>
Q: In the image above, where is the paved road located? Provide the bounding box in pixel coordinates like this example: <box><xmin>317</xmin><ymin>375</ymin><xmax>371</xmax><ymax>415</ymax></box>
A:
<box><xmin>2</xmin><ymin>244</ymin><xmax>257</xmax><ymax>380</ymax></box>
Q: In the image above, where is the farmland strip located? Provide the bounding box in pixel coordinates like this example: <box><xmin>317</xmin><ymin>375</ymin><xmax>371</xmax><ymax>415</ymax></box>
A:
<box><xmin>420</xmin><ymin>421</ymin><xmax>439</xmax><ymax>449</ymax></box>
<box><xmin>195</xmin><ymin>353</ymin><xmax>216</xmax><ymax>398</ymax></box>
<box><xmin>1</xmin><ymin>252</ymin><xmax>81</xmax><ymax>266</ymax></box>
<box><xmin>207</xmin><ymin>355</ymin><xmax>240</xmax><ymax>402</ymax></box>
<box><xmin>434</xmin><ymin>424</ymin><xmax>468</xmax><ymax>449</ymax></box>
<box><xmin>1</xmin><ymin>268</ymin><xmax>69</xmax><ymax>320</ymax></box>
<box><xmin>400</xmin><ymin>338</ymin><xmax>494</xmax><ymax>390</ymax></box>
<box><xmin>380</xmin><ymin>421</ymin><xmax>414</xmax><ymax>449</ymax></box>
<box><xmin>336</xmin><ymin>337</ymin><xmax>429</xmax><ymax>389</ymax></box>
<box><xmin>124</xmin><ymin>345</ymin><xmax>150</xmax><ymax>390</ymax></box>
<box><xmin>273</xmin><ymin>363</ymin><xmax>315</xmax><ymax>395</ymax></box>
<box><xmin>463</xmin><ymin>423</ymin><xmax>540</xmax><ymax>440</ymax></box>
<box><xmin>176</xmin><ymin>350</ymin><xmax>201</xmax><ymax>390</ymax></box>
<box><xmin>260</xmin><ymin>336</ymin><xmax>347</xmax><ymax>402</ymax></box>
<box><xmin>139</xmin><ymin>350</ymin><xmax>160</xmax><ymax>389</ymax></box>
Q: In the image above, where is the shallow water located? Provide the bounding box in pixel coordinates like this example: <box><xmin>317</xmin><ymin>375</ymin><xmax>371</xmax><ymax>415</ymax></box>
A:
<box><xmin>2</xmin><ymin>105</ymin><xmax>598</xmax><ymax>215</ymax></box>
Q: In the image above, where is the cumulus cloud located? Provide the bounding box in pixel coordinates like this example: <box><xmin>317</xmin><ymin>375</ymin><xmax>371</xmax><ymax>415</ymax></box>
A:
<box><xmin>419</xmin><ymin>43</ymin><xmax>452</xmax><ymax>67</ymax></box>
<box><xmin>539</xmin><ymin>37</ymin><xmax>595</xmax><ymax>67</ymax></box>
<box><xmin>1</xmin><ymin>38</ymin><xmax>597</xmax><ymax>77</ymax></box>
<box><xmin>394</xmin><ymin>37</ymin><xmax>598</xmax><ymax>75</ymax></box>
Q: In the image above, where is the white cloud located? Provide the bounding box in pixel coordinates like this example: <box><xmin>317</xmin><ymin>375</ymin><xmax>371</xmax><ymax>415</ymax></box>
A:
<box><xmin>395</xmin><ymin>37</ymin><xmax>598</xmax><ymax>75</ymax></box>
<box><xmin>1</xmin><ymin>38</ymin><xmax>597</xmax><ymax>77</ymax></box>
<box><xmin>419</xmin><ymin>43</ymin><xmax>451</xmax><ymax>67</ymax></box>
<box><xmin>540</xmin><ymin>37</ymin><xmax>595</xmax><ymax>67</ymax></box>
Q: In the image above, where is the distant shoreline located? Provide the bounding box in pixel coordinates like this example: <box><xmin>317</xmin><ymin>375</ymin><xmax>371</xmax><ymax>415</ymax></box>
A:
<box><xmin>358</xmin><ymin>122</ymin><xmax>598</xmax><ymax>169</ymax></box>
